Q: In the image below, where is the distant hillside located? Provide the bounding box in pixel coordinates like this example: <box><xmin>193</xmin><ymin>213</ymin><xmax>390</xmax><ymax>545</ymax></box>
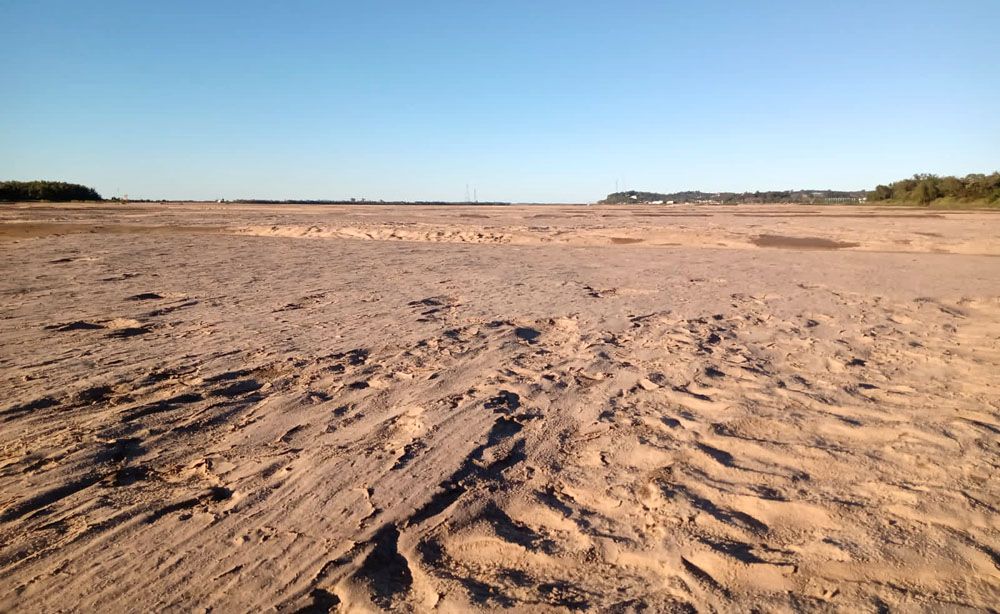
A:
<box><xmin>868</xmin><ymin>173</ymin><xmax>1000</xmax><ymax>207</ymax></box>
<box><xmin>601</xmin><ymin>189</ymin><xmax>864</xmax><ymax>205</ymax></box>
<box><xmin>0</xmin><ymin>180</ymin><xmax>102</xmax><ymax>202</ymax></box>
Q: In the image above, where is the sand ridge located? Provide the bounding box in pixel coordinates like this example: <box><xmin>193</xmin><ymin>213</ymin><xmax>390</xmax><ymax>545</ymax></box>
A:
<box><xmin>0</xmin><ymin>203</ymin><xmax>998</xmax><ymax>611</ymax></box>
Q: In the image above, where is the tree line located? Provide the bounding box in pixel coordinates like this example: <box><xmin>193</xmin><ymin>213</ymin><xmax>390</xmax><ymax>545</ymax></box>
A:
<box><xmin>0</xmin><ymin>181</ymin><xmax>102</xmax><ymax>202</ymax></box>
<box><xmin>601</xmin><ymin>189</ymin><xmax>864</xmax><ymax>205</ymax></box>
<box><xmin>867</xmin><ymin>173</ymin><xmax>1000</xmax><ymax>205</ymax></box>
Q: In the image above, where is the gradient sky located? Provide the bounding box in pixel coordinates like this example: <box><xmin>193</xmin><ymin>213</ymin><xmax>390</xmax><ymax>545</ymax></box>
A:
<box><xmin>2</xmin><ymin>1</ymin><xmax>999</xmax><ymax>202</ymax></box>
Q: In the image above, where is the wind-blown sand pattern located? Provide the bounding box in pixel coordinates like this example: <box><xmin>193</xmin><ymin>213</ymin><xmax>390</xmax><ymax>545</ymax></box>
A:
<box><xmin>1</xmin><ymin>203</ymin><xmax>998</xmax><ymax>611</ymax></box>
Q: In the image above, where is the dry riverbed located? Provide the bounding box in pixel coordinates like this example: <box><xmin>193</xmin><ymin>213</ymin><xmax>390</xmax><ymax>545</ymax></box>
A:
<box><xmin>1</xmin><ymin>202</ymin><xmax>998</xmax><ymax>611</ymax></box>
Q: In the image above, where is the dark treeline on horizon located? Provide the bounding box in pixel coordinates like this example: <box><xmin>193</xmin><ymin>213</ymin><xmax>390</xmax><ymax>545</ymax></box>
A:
<box><xmin>0</xmin><ymin>180</ymin><xmax>515</xmax><ymax>205</ymax></box>
<box><xmin>1</xmin><ymin>180</ymin><xmax>102</xmax><ymax>202</ymax></box>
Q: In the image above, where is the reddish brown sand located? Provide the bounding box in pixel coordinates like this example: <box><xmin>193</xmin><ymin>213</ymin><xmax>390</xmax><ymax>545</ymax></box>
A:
<box><xmin>1</xmin><ymin>202</ymin><xmax>998</xmax><ymax>611</ymax></box>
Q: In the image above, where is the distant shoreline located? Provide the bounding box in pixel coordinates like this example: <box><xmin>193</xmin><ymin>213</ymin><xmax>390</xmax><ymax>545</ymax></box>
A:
<box><xmin>6</xmin><ymin>199</ymin><xmax>1000</xmax><ymax>210</ymax></box>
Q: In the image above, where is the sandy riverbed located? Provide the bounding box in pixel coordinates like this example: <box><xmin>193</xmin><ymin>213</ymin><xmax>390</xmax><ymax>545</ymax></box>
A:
<box><xmin>1</xmin><ymin>202</ymin><xmax>998</xmax><ymax>611</ymax></box>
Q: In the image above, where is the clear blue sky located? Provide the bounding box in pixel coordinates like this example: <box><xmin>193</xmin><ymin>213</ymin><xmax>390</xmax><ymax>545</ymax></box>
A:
<box><xmin>2</xmin><ymin>1</ymin><xmax>998</xmax><ymax>202</ymax></box>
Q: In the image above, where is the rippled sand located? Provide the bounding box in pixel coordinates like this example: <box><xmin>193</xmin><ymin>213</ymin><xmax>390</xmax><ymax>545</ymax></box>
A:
<box><xmin>2</xmin><ymin>202</ymin><xmax>998</xmax><ymax>611</ymax></box>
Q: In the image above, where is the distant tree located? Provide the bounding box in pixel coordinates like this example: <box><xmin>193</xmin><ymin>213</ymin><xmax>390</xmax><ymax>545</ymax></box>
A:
<box><xmin>869</xmin><ymin>185</ymin><xmax>893</xmax><ymax>201</ymax></box>
<box><xmin>937</xmin><ymin>176</ymin><xmax>962</xmax><ymax>198</ymax></box>
<box><xmin>913</xmin><ymin>179</ymin><xmax>940</xmax><ymax>204</ymax></box>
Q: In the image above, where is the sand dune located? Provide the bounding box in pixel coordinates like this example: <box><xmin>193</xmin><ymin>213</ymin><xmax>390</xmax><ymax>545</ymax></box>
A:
<box><xmin>1</xmin><ymin>203</ymin><xmax>998</xmax><ymax>611</ymax></box>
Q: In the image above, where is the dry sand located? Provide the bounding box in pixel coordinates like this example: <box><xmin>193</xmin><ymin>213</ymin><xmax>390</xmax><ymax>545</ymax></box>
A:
<box><xmin>1</xmin><ymin>202</ymin><xmax>998</xmax><ymax>612</ymax></box>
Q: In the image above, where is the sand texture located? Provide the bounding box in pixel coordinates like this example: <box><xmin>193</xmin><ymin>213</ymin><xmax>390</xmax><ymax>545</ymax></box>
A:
<box><xmin>1</xmin><ymin>203</ymin><xmax>999</xmax><ymax>612</ymax></box>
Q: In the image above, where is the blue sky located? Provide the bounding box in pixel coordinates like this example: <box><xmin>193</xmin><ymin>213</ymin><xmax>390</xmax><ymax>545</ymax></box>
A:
<box><xmin>2</xmin><ymin>1</ymin><xmax>998</xmax><ymax>202</ymax></box>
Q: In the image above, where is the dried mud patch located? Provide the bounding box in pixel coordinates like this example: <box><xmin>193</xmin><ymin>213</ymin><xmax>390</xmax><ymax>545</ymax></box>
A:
<box><xmin>751</xmin><ymin>234</ymin><xmax>860</xmax><ymax>250</ymax></box>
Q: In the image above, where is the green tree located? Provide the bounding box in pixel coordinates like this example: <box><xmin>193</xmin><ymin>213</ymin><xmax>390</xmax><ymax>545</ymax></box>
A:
<box><xmin>869</xmin><ymin>185</ymin><xmax>893</xmax><ymax>201</ymax></box>
<box><xmin>913</xmin><ymin>179</ymin><xmax>940</xmax><ymax>204</ymax></box>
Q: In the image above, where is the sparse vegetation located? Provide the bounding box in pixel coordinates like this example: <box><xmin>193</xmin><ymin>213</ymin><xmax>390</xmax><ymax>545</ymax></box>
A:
<box><xmin>0</xmin><ymin>181</ymin><xmax>102</xmax><ymax>202</ymax></box>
